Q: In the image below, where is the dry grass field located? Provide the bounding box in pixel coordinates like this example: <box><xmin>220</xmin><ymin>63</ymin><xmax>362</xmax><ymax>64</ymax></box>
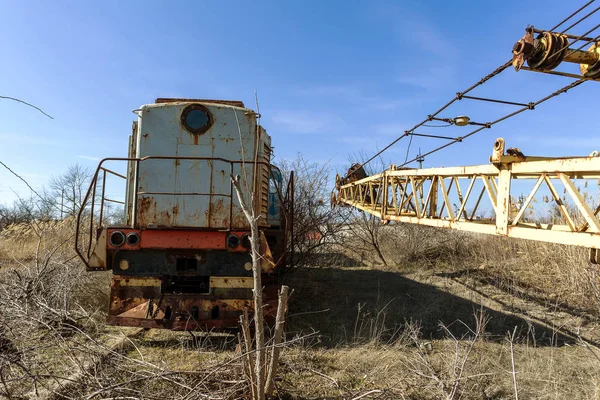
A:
<box><xmin>0</xmin><ymin>221</ymin><xmax>599</xmax><ymax>399</ymax></box>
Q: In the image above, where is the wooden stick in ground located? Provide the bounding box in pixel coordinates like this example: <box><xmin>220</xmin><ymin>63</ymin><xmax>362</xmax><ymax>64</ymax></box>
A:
<box><xmin>265</xmin><ymin>285</ymin><xmax>289</xmax><ymax>397</ymax></box>
<box><xmin>238</xmin><ymin>327</ymin><xmax>253</xmax><ymax>394</ymax></box>
<box><xmin>240</xmin><ymin>312</ymin><xmax>257</xmax><ymax>400</ymax></box>
<box><xmin>508</xmin><ymin>326</ymin><xmax>519</xmax><ymax>400</ymax></box>
<box><xmin>232</xmin><ymin>174</ymin><xmax>265</xmax><ymax>400</ymax></box>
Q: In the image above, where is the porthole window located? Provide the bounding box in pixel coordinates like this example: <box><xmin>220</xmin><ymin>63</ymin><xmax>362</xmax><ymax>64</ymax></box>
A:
<box><xmin>181</xmin><ymin>104</ymin><xmax>213</xmax><ymax>134</ymax></box>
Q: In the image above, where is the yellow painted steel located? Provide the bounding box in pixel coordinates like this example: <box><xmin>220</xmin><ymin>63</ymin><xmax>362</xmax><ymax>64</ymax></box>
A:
<box><xmin>210</xmin><ymin>277</ymin><xmax>254</xmax><ymax>288</ymax></box>
<box><xmin>336</xmin><ymin>138</ymin><xmax>600</xmax><ymax>252</ymax></box>
<box><xmin>112</xmin><ymin>277</ymin><xmax>161</xmax><ymax>287</ymax></box>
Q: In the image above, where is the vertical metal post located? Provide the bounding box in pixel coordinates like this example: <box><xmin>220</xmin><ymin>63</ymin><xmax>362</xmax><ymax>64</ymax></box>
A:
<box><xmin>429</xmin><ymin>176</ymin><xmax>438</xmax><ymax>218</ymax></box>
<box><xmin>381</xmin><ymin>172</ymin><xmax>388</xmax><ymax>217</ymax></box>
<box><xmin>133</xmin><ymin>160</ymin><xmax>139</xmax><ymax>228</ymax></box>
<box><xmin>87</xmin><ymin>173</ymin><xmax>98</xmax><ymax>258</ymax></box>
<box><xmin>496</xmin><ymin>168</ymin><xmax>512</xmax><ymax>235</ymax></box>
<box><xmin>99</xmin><ymin>169</ymin><xmax>107</xmax><ymax>228</ymax></box>
<box><xmin>229</xmin><ymin>162</ymin><xmax>234</xmax><ymax>231</ymax></box>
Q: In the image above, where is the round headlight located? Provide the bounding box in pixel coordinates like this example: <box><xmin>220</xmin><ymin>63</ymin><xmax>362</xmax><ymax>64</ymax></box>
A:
<box><xmin>227</xmin><ymin>234</ymin><xmax>240</xmax><ymax>248</ymax></box>
<box><xmin>181</xmin><ymin>104</ymin><xmax>213</xmax><ymax>134</ymax></box>
<box><xmin>109</xmin><ymin>231</ymin><xmax>126</xmax><ymax>247</ymax></box>
<box><xmin>126</xmin><ymin>232</ymin><xmax>140</xmax><ymax>246</ymax></box>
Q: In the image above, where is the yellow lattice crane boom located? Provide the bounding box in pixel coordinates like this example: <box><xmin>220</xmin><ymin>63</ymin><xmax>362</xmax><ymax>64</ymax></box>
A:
<box><xmin>333</xmin><ymin>24</ymin><xmax>600</xmax><ymax>263</ymax></box>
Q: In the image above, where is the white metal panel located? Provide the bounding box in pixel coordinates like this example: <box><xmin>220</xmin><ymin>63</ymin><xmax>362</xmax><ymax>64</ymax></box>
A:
<box><xmin>175</xmin><ymin>144</ymin><xmax>212</xmax><ymax>227</ymax></box>
<box><xmin>134</xmin><ymin>102</ymin><xmax>267</xmax><ymax>229</ymax></box>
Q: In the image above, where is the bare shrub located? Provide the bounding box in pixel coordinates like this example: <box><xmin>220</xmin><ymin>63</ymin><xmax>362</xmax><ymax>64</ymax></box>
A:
<box><xmin>373</xmin><ymin>223</ymin><xmax>473</xmax><ymax>268</ymax></box>
<box><xmin>278</xmin><ymin>155</ymin><xmax>349</xmax><ymax>267</ymax></box>
<box><xmin>0</xmin><ymin>216</ymin><xmax>111</xmax><ymax>397</ymax></box>
<box><xmin>0</xmin><ymin>213</ymin><xmax>284</xmax><ymax>399</ymax></box>
<box><xmin>402</xmin><ymin>309</ymin><xmax>490</xmax><ymax>399</ymax></box>
<box><xmin>351</xmin><ymin>301</ymin><xmax>396</xmax><ymax>345</ymax></box>
<box><xmin>341</xmin><ymin>213</ymin><xmax>389</xmax><ymax>266</ymax></box>
<box><xmin>335</xmin><ymin>154</ymin><xmax>396</xmax><ymax>267</ymax></box>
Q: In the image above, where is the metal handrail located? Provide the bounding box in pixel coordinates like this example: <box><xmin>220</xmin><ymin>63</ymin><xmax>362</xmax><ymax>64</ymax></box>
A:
<box><xmin>75</xmin><ymin>156</ymin><xmax>273</xmax><ymax>266</ymax></box>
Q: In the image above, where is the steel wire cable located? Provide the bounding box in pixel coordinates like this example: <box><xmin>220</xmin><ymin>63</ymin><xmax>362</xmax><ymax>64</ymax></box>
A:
<box><xmin>416</xmin><ymin>27</ymin><xmax>600</xmax><ymax>170</ymax></box>
<box><xmin>348</xmin><ymin>60</ymin><xmax>513</xmax><ymax>177</ymax></box>
<box><xmin>398</xmin><ymin>78</ymin><xmax>585</xmax><ymax>168</ymax></box>
<box><xmin>407</xmin><ymin>21</ymin><xmax>600</xmax><ymax>164</ymax></box>
<box><xmin>558</xmin><ymin>4</ymin><xmax>600</xmax><ymax>34</ymax></box>
<box><xmin>381</xmin><ymin>60</ymin><xmax>588</xmax><ymax>171</ymax></box>
<box><xmin>344</xmin><ymin>3</ymin><xmax>597</xmax><ymax>180</ymax></box>
<box><xmin>549</xmin><ymin>0</ymin><xmax>595</xmax><ymax>31</ymax></box>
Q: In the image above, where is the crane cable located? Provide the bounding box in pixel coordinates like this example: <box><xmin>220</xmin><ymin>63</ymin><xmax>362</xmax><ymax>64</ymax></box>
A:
<box><xmin>344</xmin><ymin>0</ymin><xmax>597</xmax><ymax>179</ymax></box>
<box><xmin>349</xmin><ymin>59</ymin><xmax>512</xmax><ymax>177</ymax></box>
<box><xmin>549</xmin><ymin>0</ymin><xmax>595</xmax><ymax>31</ymax></box>
<box><xmin>401</xmin><ymin>78</ymin><xmax>585</xmax><ymax>168</ymax></box>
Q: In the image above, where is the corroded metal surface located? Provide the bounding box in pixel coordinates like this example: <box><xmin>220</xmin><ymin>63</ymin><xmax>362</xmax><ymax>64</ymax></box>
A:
<box><xmin>512</xmin><ymin>26</ymin><xmax>534</xmax><ymax>71</ymax></box>
<box><xmin>514</xmin><ymin>27</ymin><xmax>600</xmax><ymax>79</ymax></box>
<box><xmin>107</xmin><ymin>277</ymin><xmax>279</xmax><ymax>330</ymax></box>
<box><xmin>104</xmin><ymin>229</ymin><xmax>252</xmax><ymax>251</ymax></box>
<box><xmin>134</xmin><ymin>101</ymin><xmax>271</xmax><ymax>230</ymax></box>
<box><xmin>579</xmin><ymin>42</ymin><xmax>600</xmax><ymax>78</ymax></box>
<box><xmin>74</xmin><ymin>99</ymin><xmax>294</xmax><ymax>331</ymax></box>
<box><xmin>155</xmin><ymin>98</ymin><xmax>245</xmax><ymax>107</ymax></box>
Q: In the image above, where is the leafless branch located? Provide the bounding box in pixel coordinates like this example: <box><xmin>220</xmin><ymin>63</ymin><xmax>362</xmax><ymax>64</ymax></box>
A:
<box><xmin>0</xmin><ymin>95</ymin><xmax>54</xmax><ymax>119</ymax></box>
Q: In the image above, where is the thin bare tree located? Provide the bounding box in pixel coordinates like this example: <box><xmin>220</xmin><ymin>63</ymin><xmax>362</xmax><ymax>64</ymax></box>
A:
<box><xmin>49</xmin><ymin>164</ymin><xmax>93</xmax><ymax>217</ymax></box>
<box><xmin>0</xmin><ymin>95</ymin><xmax>54</xmax><ymax>119</ymax></box>
<box><xmin>231</xmin><ymin>173</ymin><xmax>267</xmax><ymax>399</ymax></box>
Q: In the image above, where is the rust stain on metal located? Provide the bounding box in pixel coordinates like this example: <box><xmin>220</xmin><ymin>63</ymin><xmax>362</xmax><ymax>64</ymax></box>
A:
<box><xmin>155</xmin><ymin>98</ymin><xmax>245</xmax><ymax>107</ymax></box>
<box><xmin>210</xmin><ymin>276</ymin><xmax>253</xmax><ymax>288</ymax></box>
<box><xmin>212</xmin><ymin>198</ymin><xmax>230</xmax><ymax>227</ymax></box>
<box><xmin>512</xmin><ymin>26</ymin><xmax>534</xmax><ymax>71</ymax></box>
<box><xmin>116</xmin><ymin>277</ymin><xmax>162</xmax><ymax>287</ymax></box>
<box><xmin>138</xmin><ymin>196</ymin><xmax>158</xmax><ymax>227</ymax></box>
<box><xmin>231</xmin><ymin>213</ymin><xmax>249</xmax><ymax>228</ymax></box>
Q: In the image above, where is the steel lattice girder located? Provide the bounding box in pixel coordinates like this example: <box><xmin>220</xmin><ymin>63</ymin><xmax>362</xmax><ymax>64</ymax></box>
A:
<box><xmin>336</xmin><ymin>138</ymin><xmax>600</xmax><ymax>252</ymax></box>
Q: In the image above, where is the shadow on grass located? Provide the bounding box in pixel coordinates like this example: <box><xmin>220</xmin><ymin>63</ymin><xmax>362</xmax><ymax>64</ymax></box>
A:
<box><xmin>282</xmin><ymin>266</ymin><xmax>574</xmax><ymax>347</ymax></box>
<box><xmin>437</xmin><ymin>268</ymin><xmax>596</xmax><ymax>320</ymax></box>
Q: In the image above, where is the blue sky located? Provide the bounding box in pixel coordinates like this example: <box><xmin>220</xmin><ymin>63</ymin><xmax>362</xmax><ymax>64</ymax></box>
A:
<box><xmin>1</xmin><ymin>0</ymin><xmax>599</xmax><ymax>206</ymax></box>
